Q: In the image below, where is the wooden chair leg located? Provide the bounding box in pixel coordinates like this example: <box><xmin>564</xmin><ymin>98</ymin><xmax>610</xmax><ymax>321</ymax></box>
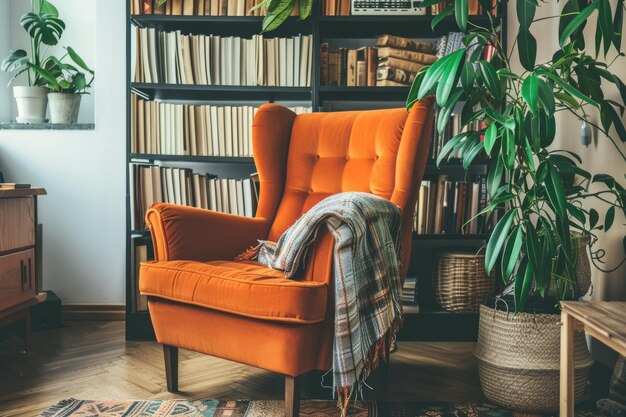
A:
<box><xmin>163</xmin><ymin>345</ymin><xmax>178</xmax><ymax>392</ymax></box>
<box><xmin>285</xmin><ymin>375</ymin><xmax>301</xmax><ymax>417</ymax></box>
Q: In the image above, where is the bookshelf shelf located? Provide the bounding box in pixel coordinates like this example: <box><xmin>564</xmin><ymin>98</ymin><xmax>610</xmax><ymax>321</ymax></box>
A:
<box><xmin>130</xmin><ymin>153</ymin><xmax>255</xmax><ymax>164</ymax></box>
<box><xmin>131</xmin><ymin>83</ymin><xmax>313</xmax><ymax>101</ymax></box>
<box><xmin>131</xmin><ymin>15</ymin><xmax>312</xmax><ymax>36</ymax></box>
<box><xmin>319</xmin><ymin>15</ymin><xmax>500</xmax><ymax>39</ymax></box>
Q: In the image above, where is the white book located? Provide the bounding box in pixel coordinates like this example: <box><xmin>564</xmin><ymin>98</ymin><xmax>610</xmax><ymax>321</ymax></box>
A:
<box><xmin>237</xmin><ymin>107</ymin><xmax>244</xmax><ymax>157</ymax></box>
<box><xmin>236</xmin><ymin>180</ymin><xmax>244</xmax><ymax>217</ymax></box>
<box><xmin>208</xmin><ymin>178</ymin><xmax>217</xmax><ymax>211</ymax></box>
<box><xmin>148</xmin><ymin>28</ymin><xmax>160</xmax><ymax>82</ymax></box>
<box><xmin>232</xmin><ymin>106</ymin><xmax>239</xmax><ymax>157</ymax></box>
<box><xmin>211</xmin><ymin>35</ymin><xmax>221</xmax><ymax>85</ymax></box>
<box><xmin>204</xmin><ymin>105</ymin><xmax>212</xmax><ymax>156</ymax></box>
<box><xmin>300</xmin><ymin>35</ymin><xmax>309</xmax><ymax>87</ymax></box>
<box><xmin>224</xmin><ymin>106</ymin><xmax>232</xmax><ymax>156</ymax></box>
<box><xmin>220</xmin><ymin>179</ymin><xmax>230</xmax><ymax>213</ymax></box>
<box><xmin>166</xmin><ymin>32</ymin><xmax>177</xmax><ymax>84</ymax></box>
<box><xmin>159</xmin><ymin>102</ymin><xmax>166</xmax><ymax>154</ymax></box>
<box><xmin>228</xmin><ymin>179</ymin><xmax>238</xmax><ymax>215</ymax></box>
<box><xmin>197</xmin><ymin>35</ymin><xmax>208</xmax><ymax>85</ymax></box>
<box><xmin>164</xmin><ymin>168</ymin><xmax>174</xmax><ymax>204</ymax></box>
<box><xmin>221</xmin><ymin>37</ymin><xmax>228</xmax><ymax>85</ymax></box>
<box><xmin>306</xmin><ymin>35</ymin><xmax>312</xmax><ymax>86</ymax></box>
<box><xmin>204</xmin><ymin>35</ymin><xmax>212</xmax><ymax>85</ymax></box>
<box><xmin>293</xmin><ymin>35</ymin><xmax>300</xmax><ymax>87</ymax></box>
<box><xmin>179</xmin><ymin>169</ymin><xmax>188</xmax><ymax>206</ymax></box>
<box><xmin>210</xmin><ymin>105</ymin><xmax>219</xmax><ymax>156</ymax></box>
<box><xmin>248</xmin><ymin>38</ymin><xmax>256</xmax><ymax>86</ymax></box>
<box><xmin>255</xmin><ymin>35</ymin><xmax>264</xmax><ymax>86</ymax></box>
<box><xmin>286</xmin><ymin>37</ymin><xmax>294</xmax><ymax>86</ymax></box>
<box><xmin>243</xmin><ymin>106</ymin><xmax>250</xmax><ymax>157</ymax></box>
<box><xmin>217</xmin><ymin>106</ymin><xmax>226</xmax><ymax>156</ymax></box>
<box><xmin>140</xmin><ymin>28</ymin><xmax>152</xmax><ymax>83</ymax></box>
<box><xmin>188</xmin><ymin>106</ymin><xmax>197</xmax><ymax>156</ymax></box>
<box><xmin>160</xmin><ymin>32</ymin><xmax>168</xmax><ymax>83</ymax></box>
<box><xmin>234</xmin><ymin>37</ymin><xmax>241</xmax><ymax>86</ymax></box>
<box><xmin>243</xmin><ymin>178</ymin><xmax>252</xmax><ymax>217</ymax></box>
<box><xmin>192</xmin><ymin>174</ymin><xmax>202</xmax><ymax>208</ymax></box>
<box><xmin>176</xmin><ymin>31</ymin><xmax>187</xmax><ymax>84</ymax></box>
<box><xmin>266</xmin><ymin>39</ymin><xmax>275</xmax><ymax>86</ymax></box>
<box><xmin>172</xmin><ymin>168</ymin><xmax>182</xmax><ymax>205</ymax></box>
<box><xmin>279</xmin><ymin>38</ymin><xmax>287</xmax><ymax>87</ymax></box>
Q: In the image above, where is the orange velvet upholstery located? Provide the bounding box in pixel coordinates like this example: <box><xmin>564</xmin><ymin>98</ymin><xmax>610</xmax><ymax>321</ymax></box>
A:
<box><xmin>140</xmin><ymin>98</ymin><xmax>434</xmax><ymax>380</ymax></box>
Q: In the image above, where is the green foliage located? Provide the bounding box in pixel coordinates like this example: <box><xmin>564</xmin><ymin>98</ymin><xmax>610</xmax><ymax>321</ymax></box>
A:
<box><xmin>0</xmin><ymin>0</ymin><xmax>65</xmax><ymax>86</ymax></box>
<box><xmin>405</xmin><ymin>0</ymin><xmax>626</xmax><ymax>312</ymax></box>
<box><xmin>29</xmin><ymin>47</ymin><xmax>94</xmax><ymax>94</ymax></box>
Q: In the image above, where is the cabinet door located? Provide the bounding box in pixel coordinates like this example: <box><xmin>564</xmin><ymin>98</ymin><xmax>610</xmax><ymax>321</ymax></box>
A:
<box><xmin>0</xmin><ymin>197</ymin><xmax>35</xmax><ymax>252</ymax></box>
<box><xmin>0</xmin><ymin>249</ymin><xmax>36</xmax><ymax>311</ymax></box>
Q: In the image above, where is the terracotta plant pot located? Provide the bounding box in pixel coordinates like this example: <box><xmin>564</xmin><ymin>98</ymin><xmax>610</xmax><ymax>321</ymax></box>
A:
<box><xmin>13</xmin><ymin>86</ymin><xmax>49</xmax><ymax>123</ymax></box>
<box><xmin>48</xmin><ymin>92</ymin><xmax>81</xmax><ymax>124</ymax></box>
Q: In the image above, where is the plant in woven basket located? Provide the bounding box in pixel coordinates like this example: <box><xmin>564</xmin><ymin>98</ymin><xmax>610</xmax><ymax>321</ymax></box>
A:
<box><xmin>406</xmin><ymin>0</ymin><xmax>626</xmax><ymax>312</ymax></box>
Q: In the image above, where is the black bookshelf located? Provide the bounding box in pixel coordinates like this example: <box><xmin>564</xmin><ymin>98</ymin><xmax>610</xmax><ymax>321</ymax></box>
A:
<box><xmin>125</xmin><ymin>1</ymin><xmax>506</xmax><ymax>340</ymax></box>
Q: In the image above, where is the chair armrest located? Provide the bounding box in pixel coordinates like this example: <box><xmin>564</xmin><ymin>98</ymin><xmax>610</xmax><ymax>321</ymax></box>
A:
<box><xmin>146</xmin><ymin>203</ymin><xmax>271</xmax><ymax>262</ymax></box>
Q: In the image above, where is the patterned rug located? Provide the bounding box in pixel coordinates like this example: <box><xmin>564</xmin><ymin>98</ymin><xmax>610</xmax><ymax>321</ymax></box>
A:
<box><xmin>40</xmin><ymin>399</ymin><xmax>601</xmax><ymax>417</ymax></box>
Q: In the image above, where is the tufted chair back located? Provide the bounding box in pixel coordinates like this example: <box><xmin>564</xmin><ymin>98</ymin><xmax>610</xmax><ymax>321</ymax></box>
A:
<box><xmin>251</xmin><ymin>98</ymin><xmax>434</xmax><ymax>271</ymax></box>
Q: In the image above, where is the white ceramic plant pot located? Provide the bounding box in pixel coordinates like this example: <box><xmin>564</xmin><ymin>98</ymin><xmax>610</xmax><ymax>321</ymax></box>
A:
<box><xmin>13</xmin><ymin>86</ymin><xmax>49</xmax><ymax>123</ymax></box>
<box><xmin>48</xmin><ymin>93</ymin><xmax>81</xmax><ymax>124</ymax></box>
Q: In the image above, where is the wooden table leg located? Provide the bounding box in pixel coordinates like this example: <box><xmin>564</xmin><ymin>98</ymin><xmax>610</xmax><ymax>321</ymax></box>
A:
<box><xmin>560</xmin><ymin>310</ymin><xmax>575</xmax><ymax>417</ymax></box>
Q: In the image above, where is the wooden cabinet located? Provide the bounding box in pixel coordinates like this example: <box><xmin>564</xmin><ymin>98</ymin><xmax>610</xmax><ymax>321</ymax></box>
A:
<box><xmin>0</xmin><ymin>188</ymin><xmax>46</xmax><ymax>350</ymax></box>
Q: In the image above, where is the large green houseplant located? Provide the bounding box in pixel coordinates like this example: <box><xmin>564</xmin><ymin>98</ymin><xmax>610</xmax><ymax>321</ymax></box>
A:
<box><xmin>0</xmin><ymin>0</ymin><xmax>65</xmax><ymax>123</ymax></box>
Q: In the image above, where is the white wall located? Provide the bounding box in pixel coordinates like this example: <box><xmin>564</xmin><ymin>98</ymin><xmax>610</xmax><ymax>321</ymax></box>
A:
<box><xmin>6</xmin><ymin>0</ymin><xmax>96</xmax><ymax>123</ymax></box>
<box><xmin>0</xmin><ymin>2</ymin><xmax>11</xmax><ymax>121</ymax></box>
<box><xmin>0</xmin><ymin>0</ymin><xmax>126</xmax><ymax>304</ymax></box>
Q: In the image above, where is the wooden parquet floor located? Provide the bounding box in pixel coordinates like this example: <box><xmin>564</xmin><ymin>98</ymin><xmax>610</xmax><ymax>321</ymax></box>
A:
<box><xmin>0</xmin><ymin>321</ymin><xmax>483</xmax><ymax>417</ymax></box>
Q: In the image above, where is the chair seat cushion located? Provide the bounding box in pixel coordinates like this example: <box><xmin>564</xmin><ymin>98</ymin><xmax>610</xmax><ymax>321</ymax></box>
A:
<box><xmin>139</xmin><ymin>260</ymin><xmax>328</xmax><ymax>324</ymax></box>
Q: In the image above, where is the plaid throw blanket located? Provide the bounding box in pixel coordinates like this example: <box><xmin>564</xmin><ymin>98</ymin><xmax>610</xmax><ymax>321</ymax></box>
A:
<box><xmin>237</xmin><ymin>192</ymin><xmax>403</xmax><ymax>411</ymax></box>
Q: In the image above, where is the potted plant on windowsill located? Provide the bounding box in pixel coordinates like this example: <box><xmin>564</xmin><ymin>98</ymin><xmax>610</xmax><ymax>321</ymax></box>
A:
<box><xmin>0</xmin><ymin>0</ymin><xmax>64</xmax><ymax>123</ymax></box>
<box><xmin>402</xmin><ymin>0</ymin><xmax>626</xmax><ymax>412</ymax></box>
<box><xmin>30</xmin><ymin>47</ymin><xmax>94</xmax><ymax>124</ymax></box>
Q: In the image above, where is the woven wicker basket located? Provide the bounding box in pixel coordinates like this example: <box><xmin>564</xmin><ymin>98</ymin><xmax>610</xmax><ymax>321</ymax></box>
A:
<box><xmin>433</xmin><ymin>252</ymin><xmax>493</xmax><ymax>313</ymax></box>
<box><xmin>474</xmin><ymin>305</ymin><xmax>594</xmax><ymax>412</ymax></box>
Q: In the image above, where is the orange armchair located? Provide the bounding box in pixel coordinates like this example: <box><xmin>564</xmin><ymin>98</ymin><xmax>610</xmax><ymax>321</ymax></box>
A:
<box><xmin>139</xmin><ymin>99</ymin><xmax>434</xmax><ymax>417</ymax></box>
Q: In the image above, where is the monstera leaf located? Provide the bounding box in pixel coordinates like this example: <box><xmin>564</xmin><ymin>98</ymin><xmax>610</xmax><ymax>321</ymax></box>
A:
<box><xmin>21</xmin><ymin>12</ymin><xmax>65</xmax><ymax>47</ymax></box>
<box><xmin>0</xmin><ymin>50</ymin><xmax>29</xmax><ymax>73</ymax></box>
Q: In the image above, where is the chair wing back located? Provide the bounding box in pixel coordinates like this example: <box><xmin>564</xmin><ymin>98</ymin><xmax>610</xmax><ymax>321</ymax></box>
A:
<box><xmin>251</xmin><ymin>98</ymin><xmax>434</xmax><ymax>269</ymax></box>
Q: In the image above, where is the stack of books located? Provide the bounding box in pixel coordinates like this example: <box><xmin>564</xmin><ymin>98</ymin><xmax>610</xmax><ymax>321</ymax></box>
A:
<box><xmin>130</xmin><ymin>165</ymin><xmax>259</xmax><ymax>230</ymax></box>
<box><xmin>402</xmin><ymin>277</ymin><xmax>418</xmax><ymax>306</ymax></box>
<box><xmin>131</xmin><ymin>98</ymin><xmax>311</xmax><ymax>157</ymax></box>
<box><xmin>375</xmin><ymin>34</ymin><xmax>437</xmax><ymax>87</ymax></box>
<box><xmin>131</xmin><ymin>0</ymin><xmax>298</xmax><ymax>16</ymax></box>
<box><xmin>134</xmin><ymin>29</ymin><xmax>313</xmax><ymax>87</ymax></box>
<box><xmin>413</xmin><ymin>175</ymin><xmax>492</xmax><ymax>236</ymax></box>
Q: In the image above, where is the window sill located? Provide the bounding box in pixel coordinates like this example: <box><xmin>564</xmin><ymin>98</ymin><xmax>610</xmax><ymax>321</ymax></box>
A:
<box><xmin>0</xmin><ymin>122</ymin><xmax>95</xmax><ymax>130</ymax></box>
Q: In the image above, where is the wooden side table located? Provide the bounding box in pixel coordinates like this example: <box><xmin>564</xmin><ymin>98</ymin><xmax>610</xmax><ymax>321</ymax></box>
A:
<box><xmin>560</xmin><ymin>301</ymin><xmax>626</xmax><ymax>417</ymax></box>
<box><xmin>0</xmin><ymin>187</ymin><xmax>46</xmax><ymax>351</ymax></box>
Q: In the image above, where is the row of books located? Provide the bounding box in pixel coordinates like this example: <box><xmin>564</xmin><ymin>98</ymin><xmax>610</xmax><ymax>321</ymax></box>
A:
<box><xmin>320</xmin><ymin>34</ymin><xmax>436</xmax><ymax>87</ymax></box>
<box><xmin>431</xmin><ymin>0</ymin><xmax>496</xmax><ymax>16</ymax></box>
<box><xmin>131</xmin><ymin>96</ymin><xmax>311</xmax><ymax>157</ymax></box>
<box><xmin>413</xmin><ymin>175</ymin><xmax>492</xmax><ymax>236</ymax></box>
<box><xmin>135</xmin><ymin>29</ymin><xmax>313</xmax><ymax>86</ymax></box>
<box><xmin>131</xmin><ymin>0</ymin><xmax>284</xmax><ymax>16</ymax></box>
<box><xmin>130</xmin><ymin>164</ymin><xmax>259</xmax><ymax>230</ymax></box>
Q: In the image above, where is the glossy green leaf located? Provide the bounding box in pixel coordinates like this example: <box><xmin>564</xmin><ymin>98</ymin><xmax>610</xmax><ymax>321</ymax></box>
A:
<box><xmin>537</xmin><ymin>78</ymin><xmax>555</xmax><ymax>114</ymax></box>
<box><xmin>436</xmin><ymin>49</ymin><xmax>466</xmax><ymax>107</ymax></box>
<box><xmin>502</xmin><ymin>129</ymin><xmax>515</xmax><ymax>170</ymax></box>
<box><xmin>613</xmin><ymin>0</ymin><xmax>623</xmax><ymax>50</ymax></box>
<box><xmin>545</xmin><ymin>165</ymin><xmax>568</xmax><ymax>218</ymax></box>
<box><xmin>406</xmin><ymin>67</ymin><xmax>428</xmax><ymax>110</ymax></box>
<box><xmin>20</xmin><ymin>12</ymin><xmax>65</xmax><ymax>46</ymax></box>
<box><xmin>598</xmin><ymin>0</ymin><xmax>613</xmax><ymax>55</ymax></box>
<box><xmin>461</xmin><ymin>63</ymin><xmax>475</xmax><ymax>90</ymax></box>
<box><xmin>514</xmin><ymin>259</ymin><xmax>534</xmax><ymax>313</ymax></box>
<box><xmin>417</xmin><ymin>50</ymin><xmax>460</xmax><ymax>99</ymax></box>
<box><xmin>455</xmin><ymin>0</ymin><xmax>468</xmax><ymax>31</ymax></box>
<box><xmin>487</xmin><ymin>154</ymin><xmax>504</xmax><ymax>199</ymax></box>
<box><xmin>559</xmin><ymin>1</ymin><xmax>599</xmax><ymax>47</ymax></box>
<box><xmin>590</xmin><ymin>208</ymin><xmax>599</xmax><ymax>228</ymax></box>
<box><xmin>437</xmin><ymin>89</ymin><xmax>464</xmax><ymax>134</ymax></box>
<box><xmin>540</xmin><ymin>71</ymin><xmax>599</xmax><ymax>108</ymax></box>
<box><xmin>554</xmin><ymin>92</ymin><xmax>580</xmax><ymax>109</ymax></box>
<box><xmin>431</xmin><ymin>7</ymin><xmax>454</xmax><ymax>30</ymax></box>
<box><xmin>479</xmin><ymin>60</ymin><xmax>502</xmax><ymax>100</ymax></box>
<box><xmin>521</xmin><ymin>74</ymin><xmax>539</xmax><ymax>115</ymax></box>
<box><xmin>502</xmin><ymin>225</ymin><xmax>524</xmax><ymax>281</ymax></box>
<box><xmin>485</xmin><ymin>209</ymin><xmax>516</xmax><ymax>275</ymax></box>
<box><xmin>436</xmin><ymin>132</ymin><xmax>468</xmax><ymax>166</ymax></box>
<box><xmin>517</xmin><ymin>29</ymin><xmax>537</xmax><ymax>71</ymax></box>
<box><xmin>0</xmin><ymin>49</ymin><xmax>28</xmax><ymax>73</ymax></box>
<box><xmin>262</xmin><ymin>0</ymin><xmax>296</xmax><ymax>32</ymax></box>
<box><xmin>484</xmin><ymin>123</ymin><xmax>498</xmax><ymax>156</ymax></box>
<box><xmin>298</xmin><ymin>0</ymin><xmax>313</xmax><ymax>19</ymax></box>
<box><xmin>605</xmin><ymin>206</ymin><xmax>616</xmax><ymax>230</ymax></box>
<box><xmin>484</xmin><ymin>108</ymin><xmax>515</xmax><ymax>130</ymax></box>
<box><xmin>517</xmin><ymin>0</ymin><xmax>536</xmax><ymax>31</ymax></box>
<box><xmin>66</xmin><ymin>47</ymin><xmax>93</xmax><ymax>74</ymax></box>
<box><xmin>463</xmin><ymin>139</ymin><xmax>485</xmax><ymax>169</ymax></box>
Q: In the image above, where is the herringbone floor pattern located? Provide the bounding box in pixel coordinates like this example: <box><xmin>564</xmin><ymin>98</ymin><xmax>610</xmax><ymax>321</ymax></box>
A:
<box><xmin>0</xmin><ymin>321</ymin><xmax>482</xmax><ymax>417</ymax></box>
